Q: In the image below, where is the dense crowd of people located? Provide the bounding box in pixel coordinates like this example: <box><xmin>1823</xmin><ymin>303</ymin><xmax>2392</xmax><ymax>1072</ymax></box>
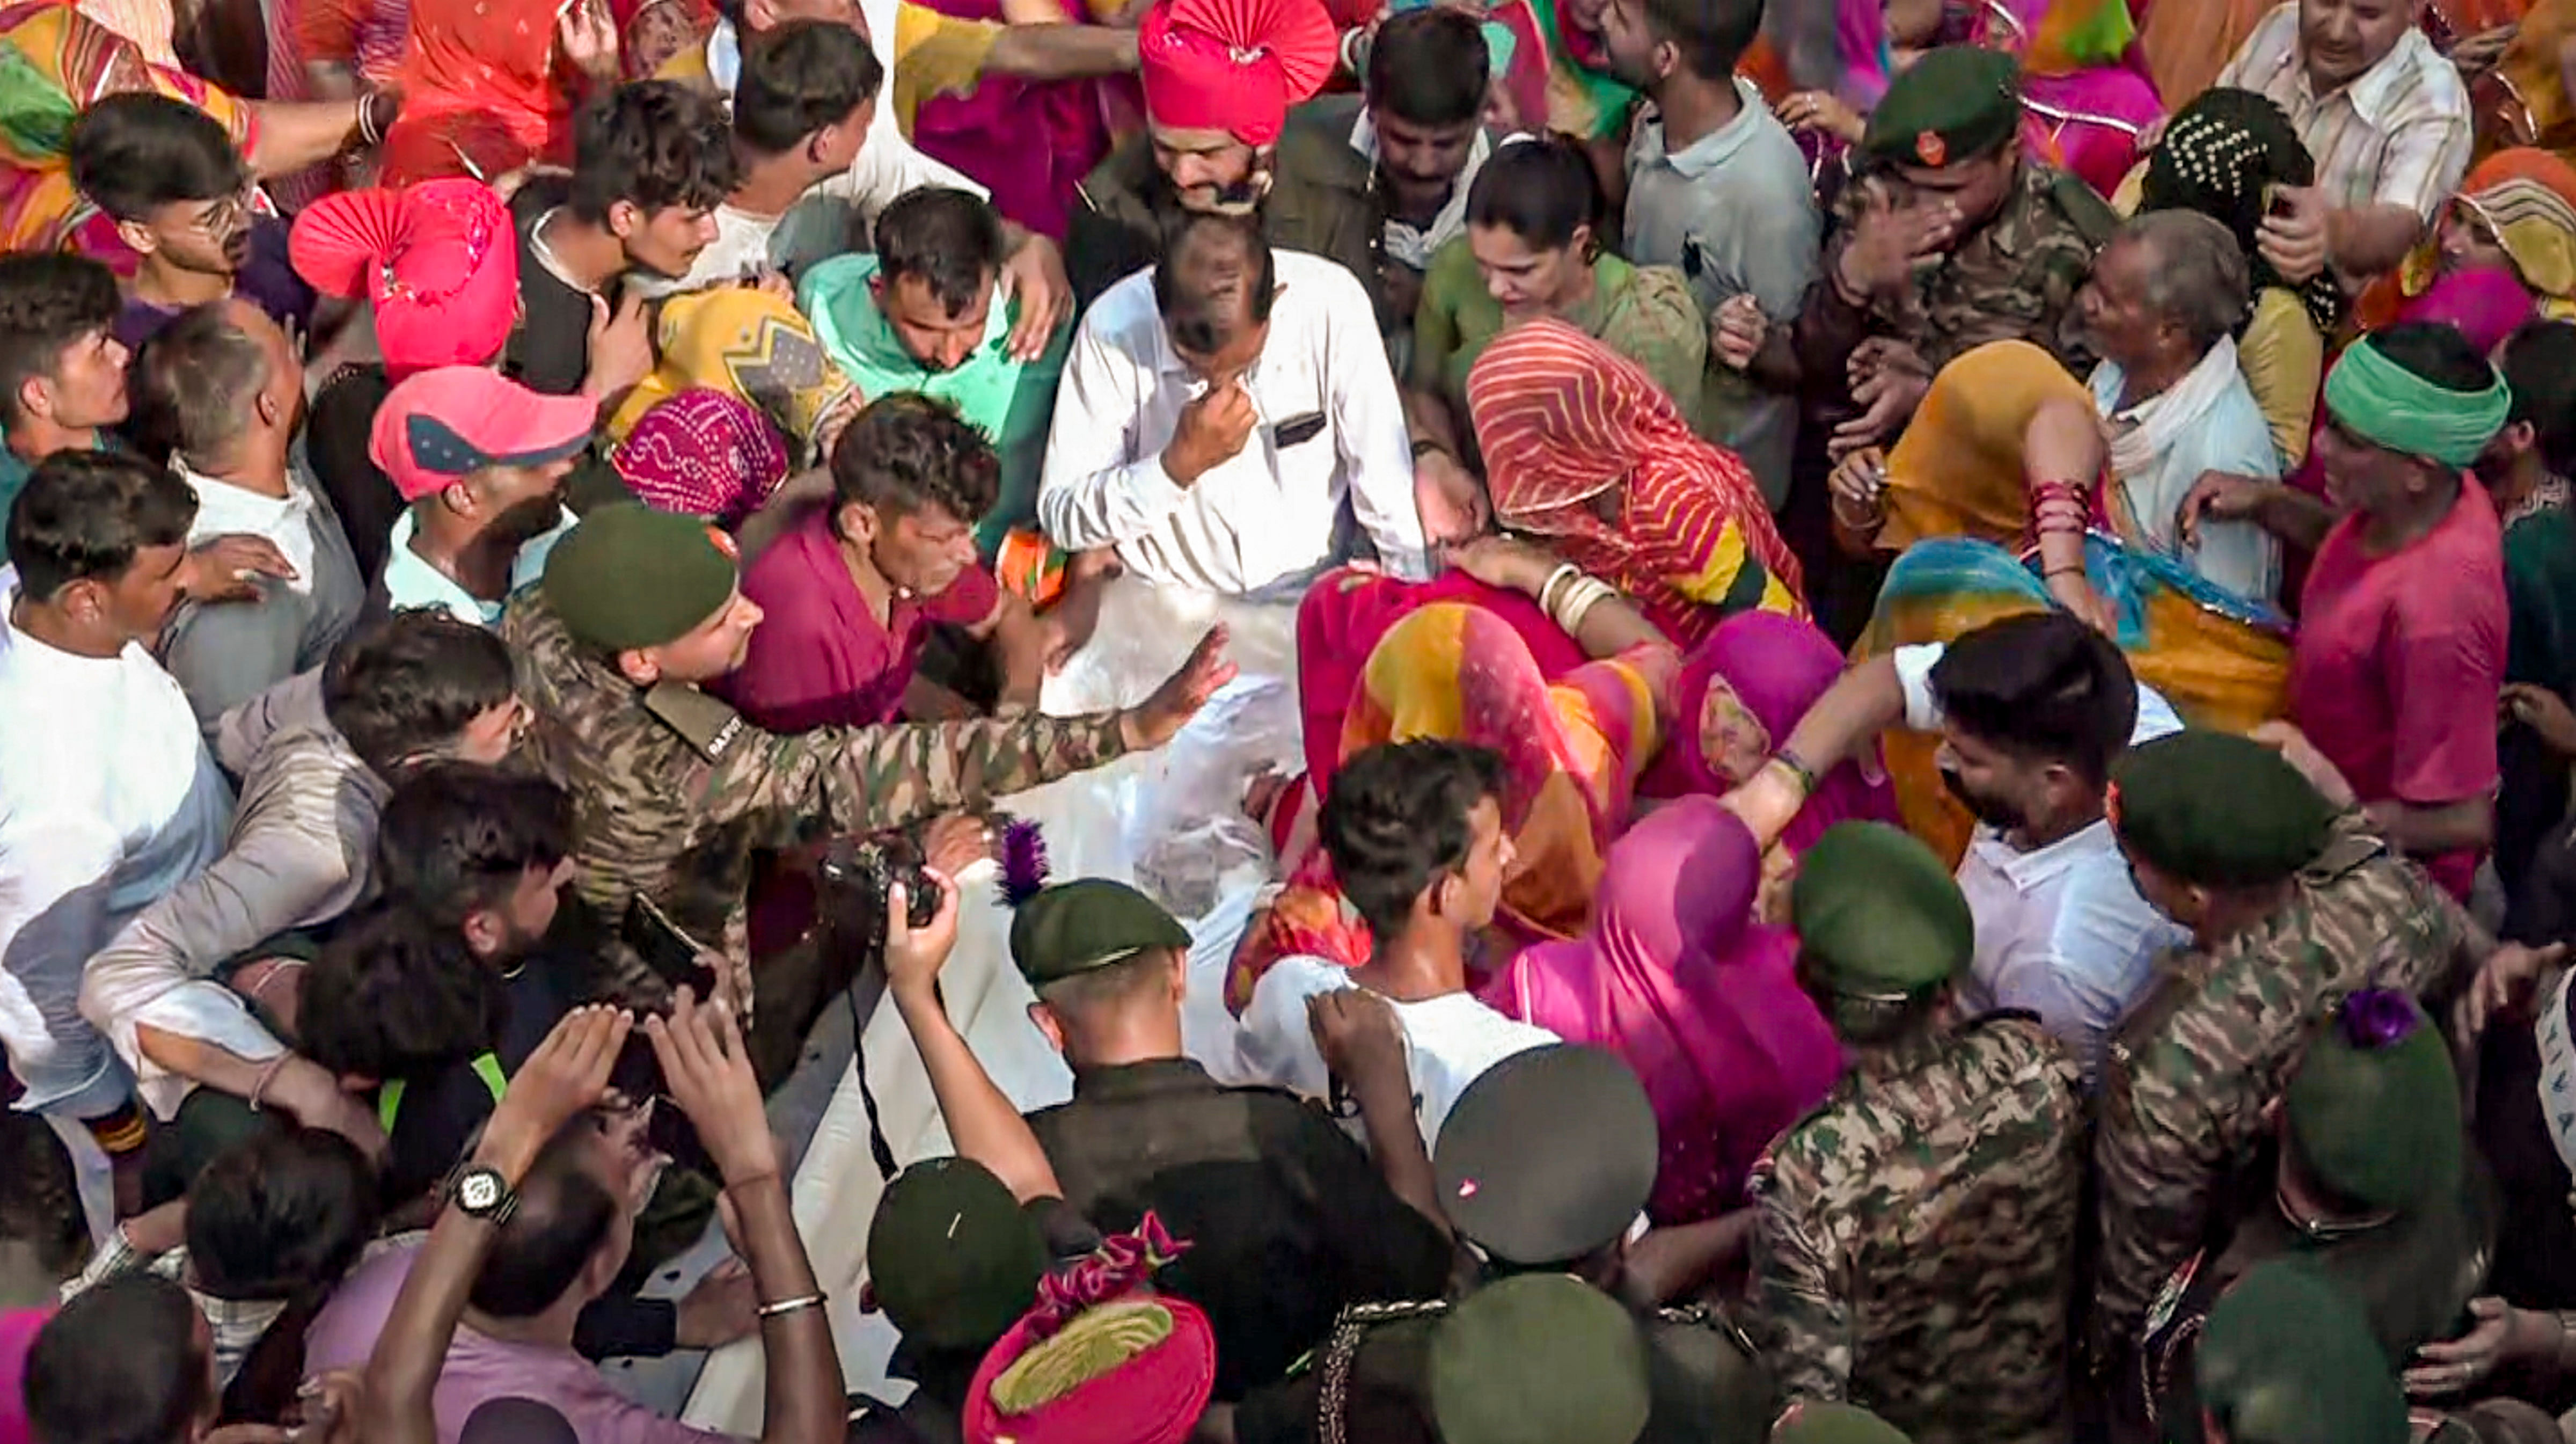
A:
<box><xmin>2</xmin><ymin>0</ymin><xmax>2576</xmax><ymax>1433</ymax></box>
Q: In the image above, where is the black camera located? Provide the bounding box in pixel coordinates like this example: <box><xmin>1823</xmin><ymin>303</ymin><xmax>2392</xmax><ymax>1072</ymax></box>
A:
<box><xmin>814</xmin><ymin>828</ymin><xmax>943</xmax><ymax>966</ymax></box>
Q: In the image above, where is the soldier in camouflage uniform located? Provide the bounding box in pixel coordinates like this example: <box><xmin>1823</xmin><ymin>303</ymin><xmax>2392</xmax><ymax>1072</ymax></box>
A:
<box><xmin>1748</xmin><ymin>820</ymin><xmax>2085</xmax><ymax>1444</ymax></box>
<box><xmin>2089</xmin><ymin>730</ymin><xmax>2531</xmax><ymax>1379</ymax></box>
<box><xmin>1783</xmin><ymin>47</ymin><xmax>2114</xmax><ymax>451</ymax></box>
<box><xmin>499</xmin><ymin>504</ymin><xmax>1232</xmax><ymax>1053</ymax></box>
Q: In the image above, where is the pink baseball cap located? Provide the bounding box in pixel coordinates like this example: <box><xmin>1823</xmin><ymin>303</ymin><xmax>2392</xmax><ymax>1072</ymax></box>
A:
<box><xmin>370</xmin><ymin>366</ymin><xmax>598</xmax><ymax>501</ymax></box>
<box><xmin>291</xmin><ymin>179</ymin><xmax>519</xmax><ymax>380</ymax></box>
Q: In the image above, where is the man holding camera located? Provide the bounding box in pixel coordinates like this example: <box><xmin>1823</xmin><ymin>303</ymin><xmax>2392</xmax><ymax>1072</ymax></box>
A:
<box><xmin>499</xmin><ymin>502</ymin><xmax>1236</xmax><ymax>1077</ymax></box>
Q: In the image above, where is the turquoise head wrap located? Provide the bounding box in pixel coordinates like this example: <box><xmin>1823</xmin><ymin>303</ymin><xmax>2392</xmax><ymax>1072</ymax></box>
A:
<box><xmin>2322</xmin><ymin>336</ymin><xmax>2512</xmax><ymax>469</ymax></box>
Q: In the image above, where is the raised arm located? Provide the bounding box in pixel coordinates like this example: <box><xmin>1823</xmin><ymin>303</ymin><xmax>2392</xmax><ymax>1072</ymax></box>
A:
<box><xmin>883</xmin><ymin>875</ymin><xmax>1063</xmax><ymax>1202</ymax></box>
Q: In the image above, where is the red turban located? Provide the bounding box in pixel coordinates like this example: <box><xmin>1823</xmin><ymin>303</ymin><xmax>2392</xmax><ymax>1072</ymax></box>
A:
<box><xmin>291</xmin><ymin>179</ymin><xmax>519</xmax><ymax>382</ymax></box>
<box><xmin>1138</xmin><ymin>0</ymin><xmax>1336</xmax><ymax>147</ymax></box>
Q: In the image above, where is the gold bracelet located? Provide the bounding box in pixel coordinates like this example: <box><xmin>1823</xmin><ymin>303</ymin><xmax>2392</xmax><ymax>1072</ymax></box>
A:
<box><xmin>757</xmin><ymin>1292</ymin><xmax>827</xmax><ymax>1320</ymax></box>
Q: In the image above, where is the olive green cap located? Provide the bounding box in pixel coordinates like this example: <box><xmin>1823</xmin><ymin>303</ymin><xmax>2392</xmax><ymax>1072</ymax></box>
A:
<box><xmin>1790</xmin><ymin>822</ymin><xmax>1973</xmax><ymax>996</ymax></box>
<box><xmin>2284</xmin><ymin>989</ymin><xmax>2462</xmax><ymax>1214</ymax></box>
<box><xmin>1428</xmin><ymin>1275</ymin><xmax>1651</xmax><ymax>1444</ymax></box>
<box><xmin>866</xmin><ymin>1157</ymin><xmax>1048</xmax><ymax>1352</ymax></box>
<box><xmin>1861</xmin><ymin>47</ymin><xmax>2022</xmax><ymax>167</ymax></box>
<box><xmin>1009</xmin><ymin>879</ymin><xmax>1192</xmax><ymax>987</ymax></box>
<box><xmin>1772</xmin><ymin>1403</ymin><xmax>1914</xmax><ymax>1444</ymax></box>
<box><xmin>1433</xmin><ymin>1043</ymin><xmax>1658</xmax><ymax>1266</ymax></box>
<box><xmin>2197</xmin><ymin>1259</ymin><xmax>2407</xmax><ymax>1444</ymax></box>
<box><xmin>2110</xmin><ymin>731</ymin><xmax>2336</xmax><ymax>889</ymax></box>
<box><xmin>539</xmin><ymin>501</ymin><xmax>739</xmax><ymax>653</ymax></box>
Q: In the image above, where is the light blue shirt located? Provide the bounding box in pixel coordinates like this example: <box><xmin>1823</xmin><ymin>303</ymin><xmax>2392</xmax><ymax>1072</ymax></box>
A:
<box><xmin>381</xmin><ymin>509</ymin><xmax>572</xmax><ymax>627</ymax></box>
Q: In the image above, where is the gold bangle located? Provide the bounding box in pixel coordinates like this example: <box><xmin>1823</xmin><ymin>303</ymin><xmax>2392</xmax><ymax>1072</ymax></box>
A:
<box><xmin>757</xmin><ymin>1292</ymin><xmax>826</xmax><ymax>1320</ymax></box>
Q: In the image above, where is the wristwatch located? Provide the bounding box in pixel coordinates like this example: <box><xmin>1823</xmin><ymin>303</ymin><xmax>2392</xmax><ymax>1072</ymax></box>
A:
<box><xmin>449</xmin><ymin>1164</ymin><xmax>519</xmax><ymax>1225</ymax></box>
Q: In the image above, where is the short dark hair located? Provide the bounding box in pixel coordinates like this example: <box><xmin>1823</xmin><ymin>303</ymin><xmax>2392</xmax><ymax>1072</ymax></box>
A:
<box><xmin>2371</xmin><ymin>319</ymin><xmax>2499</xmax><ymax>394</ymax></box>
<box><xmin>1642</xmin><ymin>0</ymin><xmax>1763</xmax><ymax>81</ymax></box>
<box><xmin>323</xmin><ymin>609</ymin><xmax>519</xmax><ymax>777</ymax></box>
<box><xmin>68</xmin><ymin>92</ymin><xmax>248</xmax><ymax>222</ymax></box>
<box><xmin>1153</xmin><ymin>210</ymin><xmax>1277</xmax><ymax>357</ymax></box>
<box><xmin>25</xmin><ymin>1273</ymin><xmax>211</xmax><ymax>1444</ymax></box>
<box><xmin>299</xmin><ymin>903</ymin><xmax>508</xmax><ymax>1081</ymax></box>
<box><xmin>185</xmin><ymin>1127</ymin><xmax>380</xmax><ymax>1302</ymax></box>
<box><xmin>1366</xmin><ymin>8</ymin><xmax>1488</xmax><ymax>127</ymax></box>
<box><xmin>1929</xmin><ymin>611</ymin><xmax>2140</xmax><ymax>787</ymax></box>
<box><xmin>1465</xmin><ymin>135</ymin><xmax>1601</xmax><ymax>251</ymax></box>
<box><xmin>471</xmin><ymin>1123</ymin><xmax>620</xmax><ymax>1318</ymax></box>
<box><xmin>734</xmin><ymin>19</ymin><xmax>883</xmax><ymax>155</ymax></box>
<box><xmin>129</xmin><ymin>302</ymin><xmax>270</xmax><ymax>465</ymax></box>
<box><xmin>829</xmin><ymin>392</ymin><xmax>1001</xmax><ymax>531</ymax></box>
<box><xmin>1319</xmin><ymin>739</ymin><xmax>1504</xmax><ymax>938</ymax></box>
<box><xmin>0</xmin><ymin>252</ymin><xmax>121</xmax><ymax>429</ymax></box>
<box><xmin>569</xmin><ymin>81</ymin><xmax>739</xmax><ymax>224</ymax></box>
<box><xmin>373</xmin><ymin>764</ymin><xmax>575</xmax><ymax>927</ymax></box>
<box><xmin>876</xmin><ymin>186</ymin><xmax>1005</xmax><ymax>319</ymax></box>
<box><xmin>4</xmin><ymin>450</ymin><xmax>196</xmax><ymax>601</ymax></box>
<box><xmin>2501</xmin><ymin>321</ymin><xmax>2576</xmax><ymax>477</ymax></box>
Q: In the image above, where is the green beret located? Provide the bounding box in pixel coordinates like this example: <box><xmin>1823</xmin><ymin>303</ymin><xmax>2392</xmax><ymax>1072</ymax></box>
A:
<box><xmin>2198</xmin><ymin>1260</ymin><xmax>2407</xmax><ymax>1444</ymax></box>
<box><xmin>866</xmin><ymin>1157</ymin><xmax>1048</xmax><ymax>1351</ymax></box>
<box><xmin>539</xmin><ymin>502</ymin><xmax>740</xmax><ymax>653</ymax></box>
<box><xmin>1790</xmin><ymin>822</ymin><xmax>1972</xmax><ymax>997</ymax></box>
<box><xmin>1011</xmin><ymin>879</ymin><xmax>1191</xmax><ymax>987</ymax></box>
<box><xmin>2110</xmin><ymin>731</ymin><xmax>2336</xmax><ymax>889</ymax></box>
<box><xmin>1772</xmin><ymin>1403</ymin><xmax>1914</xmax><ymax>1444</ymax></box>
<box><xmin>1861</xmin><ymin>47</ymin><xmax>2022</xmax><ymax>167</ymax></box>
<box><xmin>1433</xmin><ymin>1044</ymin><xmax>1658</xmax><ymax>1266</ymax></box>
<box><xmin>1428</xmin><ymin>1275</ymin><xmax>1651</xmax><ymax>1444</ymax></box>
<box><xmin>2285</xmin><ymin>990</ymin><xmax>2462</xmax><ymax>1214</ymax></box>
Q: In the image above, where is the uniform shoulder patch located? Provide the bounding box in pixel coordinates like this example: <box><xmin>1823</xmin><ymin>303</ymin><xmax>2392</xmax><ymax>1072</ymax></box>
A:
<box><xmin>642</xmin><ymin>681</ymin><xmax>748</xmax><ymax>762</ymax></box>
<box><xmin>2047</xmin><ymin>168</ymin><xmax>2121</xmax><ymax>245</ymax></box>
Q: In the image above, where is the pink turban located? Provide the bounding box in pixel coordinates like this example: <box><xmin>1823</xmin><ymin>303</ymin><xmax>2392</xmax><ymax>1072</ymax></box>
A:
<box><xmin>291</xmin><ymin>179</ymin><xmax>520</xmax><ymax>381</ymax></box>
<box><xmin>1138</xmin><ymin>0</ymin><xmax>1337</xmax><ymax>147</ymax></box>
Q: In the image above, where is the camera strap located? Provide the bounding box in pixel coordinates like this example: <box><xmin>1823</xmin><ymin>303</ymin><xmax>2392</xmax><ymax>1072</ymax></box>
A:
<box><xmin>844</xmin><ymin>975</ymin><xmax>899</xmax><ymax>1180</ymax></box>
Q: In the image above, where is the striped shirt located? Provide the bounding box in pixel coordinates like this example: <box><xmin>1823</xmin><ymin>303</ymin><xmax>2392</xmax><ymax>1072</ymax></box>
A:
<box><xmin>2215</xmin><ymin>1</ymin><xmax>2472</xmax><ymax>226</ymax></box>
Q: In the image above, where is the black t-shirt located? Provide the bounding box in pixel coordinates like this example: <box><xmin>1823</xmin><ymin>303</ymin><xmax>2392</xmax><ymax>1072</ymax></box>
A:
<box><xmin>380</xmin><ymin>949</ymin><xmax>586</xmax><ymax>1205</ymax></box>
<box><xmin>306</xmin><ymin>364</ymin><xmax>400</xmax><ymax>586</ymax></box>
<box><xmin>507</xmin><ymin>178</ymin><xmax>597</xmax><ymax>398</ymax></box>
<box><xmin>1025</xmin><ymin>1058</ymin><xmax>1457</xmax><ymax>1402</ymax></box>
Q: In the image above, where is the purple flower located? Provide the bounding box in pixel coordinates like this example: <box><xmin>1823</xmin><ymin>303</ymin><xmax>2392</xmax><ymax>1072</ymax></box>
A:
<box><xmin>2338</xmin><ymin>989</ymin><xmax>2420</xmax><ymax>1050</ymax></box>
<box><xmin>1000</xmin><ymin>818</ymin><xmax>1051</xmax><ymax>908</ymax></box>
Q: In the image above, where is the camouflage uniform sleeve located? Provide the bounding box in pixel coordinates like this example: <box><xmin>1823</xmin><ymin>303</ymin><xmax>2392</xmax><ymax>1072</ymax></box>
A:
<box><xmin>2089</xmin><ymin>1055</ymin><xmax>2228</xmax><ymax>1359</ymax></box>
<box><xmin>1750</xmin><ymin>1158</ymin><xmax>1855</xmax><ymax>1406</ymax></box>
<box><xmin>692</xmin><ymin>709</ymin><xmax>1131</xmax><ymax>841</ymax></box>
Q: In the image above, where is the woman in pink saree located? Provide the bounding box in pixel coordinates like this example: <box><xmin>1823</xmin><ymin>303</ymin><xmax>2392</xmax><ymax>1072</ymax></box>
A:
<box><xmin>1484</xmin><ymin>793</ymin><xmax>1841</xmax><ymax>1224</ymax></box>
<box><xmin>1656</xmin><ymin>610</ymin><xmax>1900</xmax><ymax>849</ymax></box>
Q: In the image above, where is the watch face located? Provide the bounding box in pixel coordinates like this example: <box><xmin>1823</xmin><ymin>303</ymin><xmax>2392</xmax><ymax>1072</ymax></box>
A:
<box><xmin>459</xmin><ymin>1172</ymin><xmax>501</xmax><ymax>1211</ymax></box>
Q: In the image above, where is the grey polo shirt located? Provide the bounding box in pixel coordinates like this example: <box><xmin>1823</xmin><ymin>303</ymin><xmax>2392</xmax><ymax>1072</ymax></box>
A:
<box><xmin>1624</xmin><ymin>79</ymin><xmax>1820</xmax><ymax>506</ymax></box>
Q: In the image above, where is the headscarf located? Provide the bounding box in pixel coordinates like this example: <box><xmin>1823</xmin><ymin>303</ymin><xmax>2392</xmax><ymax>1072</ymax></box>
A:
<box><xmin>610</xmin><ymin>388</ymin><xmax>791</xmax><ymax>528</ymax></box>
<box><xmin>1669</xmin><ymin>611</ymin><xmax>1896</xmax><ymax>853</ymax></box>
<box><xmin>2322</xmin><ymin>332</ymin><xmax>2513</xmax><ymax>468</ymax></box>
<box><xmin>2138</xmin><ymin>87</ymin><xmax>2345</xmax><ymax>336</ymax></box>
<box><xmin>1487</xmin><ymin>796</ymin><xmax>1841</xmax><ymax>1224</ymax></box>
<box><xmin>1224</xmin><ymin>600</ymin><xmax>1664</xmax><ymax>1009</ymax></box>
<box><xmin>1466</xmin><ymin>319</ymin><xmax>1804</xmax><ymax>645</ymax></box>
<box><xmin>2396</xmin><ymin>263</ymin><xmax>2538</xmax><ymax>357</ymax></box>
<box><xmin>1136</xmin><ymin>0</ymin><xmax>1335</xmax><ymax>147</ymax></box>
<box><xmin>290</xmin><ymin>178</ymin><xmax>519</xmax><ymax>380</ymax></box>
<box><xmin>605</xmin><ymin>285</ymin><xmax>858</xmax><ymax>463</ymax></box>
<box><xmin>2406</xmin><ymin>149</ymin><xmax>2576</xmax><ymax>317</ymax></box>
<box><xmin>0</xmin><ymin>1308</ymin><xmax>50</xmax><ymax>1444</ymax></box>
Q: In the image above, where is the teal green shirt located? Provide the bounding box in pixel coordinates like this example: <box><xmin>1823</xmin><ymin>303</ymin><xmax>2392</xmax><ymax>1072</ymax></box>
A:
<box><xmin>799</xmin><ymin>254</ymin><xmax>1070</xmax><ymax>558</ymax></box>
<box><xmin>0</xmin><ymin>433</ymin><xmax>111</xmax><ymax>528</ymax></box>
